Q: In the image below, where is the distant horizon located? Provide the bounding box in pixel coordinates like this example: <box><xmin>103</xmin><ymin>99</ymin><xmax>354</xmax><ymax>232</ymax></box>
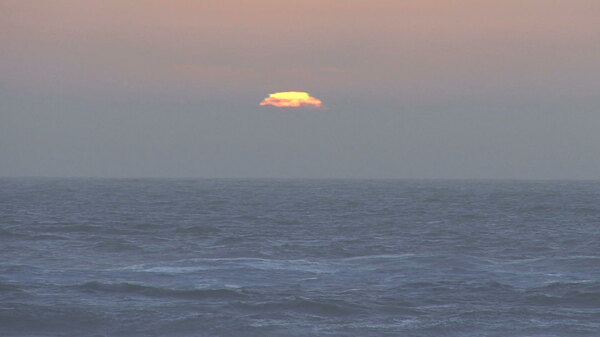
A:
<box><xmin>3</xmin><ymin>175</ymin><xmax>600</xmax><ymax>182</ymax></box>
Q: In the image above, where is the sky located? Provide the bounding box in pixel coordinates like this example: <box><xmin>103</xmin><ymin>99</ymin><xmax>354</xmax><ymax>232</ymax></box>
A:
<box><xmin>2</xmin><ymin>0</ymin><xmax>600</xmax><ymax>179</ymax></box>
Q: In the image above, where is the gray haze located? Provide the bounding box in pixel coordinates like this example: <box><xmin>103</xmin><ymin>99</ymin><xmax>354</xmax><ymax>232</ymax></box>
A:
<box><xmin>2</xmin><ymin>0</ymin><xmax>600</xmax><ymax>179</ymax></box>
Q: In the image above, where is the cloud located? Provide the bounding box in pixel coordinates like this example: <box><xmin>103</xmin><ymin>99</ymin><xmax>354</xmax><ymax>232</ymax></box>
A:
<box><xmin>259</xmin><ymin>91</ymin><xmax>323</xmax><ymax>108</ymax></box>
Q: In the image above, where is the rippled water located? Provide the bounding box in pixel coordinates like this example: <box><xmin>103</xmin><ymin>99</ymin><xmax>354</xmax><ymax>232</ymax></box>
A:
<box><xmin>1</xmin><ymin>178</ymin><xmax>599</xmax><ymax>337</ymax></box>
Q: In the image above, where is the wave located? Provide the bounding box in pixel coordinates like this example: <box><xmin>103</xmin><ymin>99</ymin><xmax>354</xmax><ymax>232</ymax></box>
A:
<box><xmin>44</xmin><ymin>223</ymin><xmax>134</xmax><ymax>235</ymax></box>
<box><xmin>0</xmin><ymin>302</ymin><xmax>107</xmax><ymax>334</ymax></box>
<box><xmin>28</xmin><ymin>234</ymin><xmax>71</xmax><ymax>241</ymax></box>
<box><xmin>134</xmin><ymin>266</ymin><xmax>212</xmax><ymax>274</ymax></box>
<box><xmin>235</xmin><ymin>297</ymin><xmax>362</xmax><ymax>316</ymax></box>
<box><xmin>0</xmin><ymin>264</ymin><xmax>40</xmax><ymax>273</ymax></box>
<box><xmin>0</xmin><ymin>228</ymin><xmax>70</xmax><ymax>241</ymax></box>
<box><xmin>0</xmin><ymin>281</ymin><xmax>22</xmax><ymax>293</ymax></box>
<box><xmin>76</xmin><ymin>281</ymin><xmax>247</xmax><ymax>300</ymax></box>
<box><xmin>122</xmin><ymin>257</ymin><xmax>333</xmax><ymax>274</ymax></box>
<box><xmin>43</xmin><ymin>224</ymin><xmax>110</xmax><ymax>233</ymax></box>
<box><xmin>0</xmin><ymin>228</ymin><xmax>26</xmax><ymax>239</ymax></box>
<box><xmin>523</xmin><ymin>281</ymin><xmax>600</xmax><ymax>306</ymax></box>
<box><xmin>172</xmin><ymin>225</ymin><xmax>222</xmax><ymax>235</ymax></box>
<box><xmin>342</xmin><ymin>253</ymin><xmax>416</xmax><ymax>261</ymax></box>
<box><xmin>534</xmin><ymin>280</ymin><xmax>600</xmax><ymax>290</ymax></box>
<box><xmin>93</xmin><ymin>238</ymin><xmax>143</xmax><ymax>252</ymax></box>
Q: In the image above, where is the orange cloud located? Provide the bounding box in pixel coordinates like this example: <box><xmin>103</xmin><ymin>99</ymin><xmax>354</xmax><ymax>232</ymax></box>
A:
<box><xmin>259</xmin><ymin>91</ymin><xmax>323</xmax><ymax>108</ymax></box>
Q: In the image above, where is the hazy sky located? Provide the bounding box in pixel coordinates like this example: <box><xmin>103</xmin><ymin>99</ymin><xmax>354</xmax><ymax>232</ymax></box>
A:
<box><xmin>2</xmin><ymin>0</ymin><xmax>600</xmax><ymax>179</ymax></box>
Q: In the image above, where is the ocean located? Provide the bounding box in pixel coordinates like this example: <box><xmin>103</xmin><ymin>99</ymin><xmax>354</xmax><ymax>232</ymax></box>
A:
<box><xmin>1</xmin><ymin>178</ymin><xmax>599</xmax><ymax>337</ymax></box>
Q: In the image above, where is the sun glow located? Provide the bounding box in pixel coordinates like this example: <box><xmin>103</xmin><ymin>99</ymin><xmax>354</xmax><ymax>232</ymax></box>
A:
<box><xmin>259</xmin><ymin>91</ymin><xmax>323</xmax><ymax>108</ymax></box>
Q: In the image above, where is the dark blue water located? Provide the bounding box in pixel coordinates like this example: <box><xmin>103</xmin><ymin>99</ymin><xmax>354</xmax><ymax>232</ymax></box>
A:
<box><xmin>1</xmin><ymin>178</ymin><xmax>599</xmax><ymax>337</ymax></box>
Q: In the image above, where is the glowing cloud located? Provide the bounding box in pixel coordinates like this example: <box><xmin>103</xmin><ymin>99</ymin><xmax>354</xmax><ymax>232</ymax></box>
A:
<box><xmin>260</xmin><ymin>91</ymin><xmax>322</xmax><ymax>108</ymax></box>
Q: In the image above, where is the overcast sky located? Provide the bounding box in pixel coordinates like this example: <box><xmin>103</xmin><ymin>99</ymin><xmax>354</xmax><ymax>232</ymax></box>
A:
<box><xmin>2</xmin><ymin>0</ymin><xmax>600</xmax><ymax>179</ymax></box>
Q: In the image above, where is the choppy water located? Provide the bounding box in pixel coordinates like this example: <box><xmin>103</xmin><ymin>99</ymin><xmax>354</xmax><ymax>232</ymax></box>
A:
<box><xmin>1</xmin><ymin>178</ymin><xmax>599</xmax><ymax>337</ymax></box>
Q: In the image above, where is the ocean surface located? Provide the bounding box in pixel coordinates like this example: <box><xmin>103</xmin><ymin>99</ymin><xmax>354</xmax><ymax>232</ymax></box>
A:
<box><xmin>1</xmin><ymin>178</ymin><xmax>599</xmax><ymax>337</ymax></box>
